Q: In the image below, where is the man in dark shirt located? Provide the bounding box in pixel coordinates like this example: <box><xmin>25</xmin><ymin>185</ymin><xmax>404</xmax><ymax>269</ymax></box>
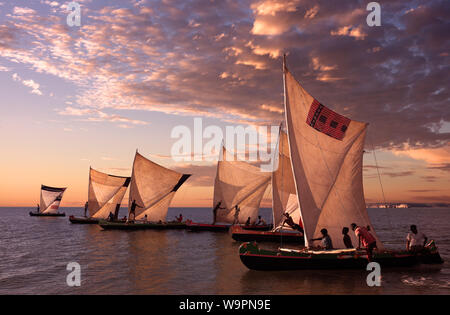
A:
<box><xmin>108</xmin><ymin>212</ymin><xmax>114</xmax><ymax>222</ymax></box>
<box><xmin>233</xmin><ymin>205</ymin><xmax>240</xmax><ymax>225</ymax></box>
<box><xmin>342</xmin><ymin>227</ymin><xmax>353</xmax><ymax>248</ymax></box>
<box><xmin>128</xmin><ymin>200</ymin><xmax>142</xmax><ymax>223</ymax></box>
<box><xmin>212</xmin><ymin>201</ymin><xmax>225</xmax><ymax>225</ymax></box>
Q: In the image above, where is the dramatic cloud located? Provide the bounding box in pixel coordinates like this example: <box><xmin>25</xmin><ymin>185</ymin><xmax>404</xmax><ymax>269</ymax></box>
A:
<box><xmin>0</xmin><ymin>0</ymin><xmax>448</xmax><ymax>152</ymax></box>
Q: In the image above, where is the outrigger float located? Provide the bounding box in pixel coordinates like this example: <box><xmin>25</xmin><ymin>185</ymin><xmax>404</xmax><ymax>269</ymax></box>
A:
<box><xmin>69</xmin><ymin>216</ymin><xmax>102</xmax><ymax>224</ymax></box>
<box><xmin>186</xmin><ymin>222</ymin><xmax>272</xmax><ymax>232</ymax></box>
<box><xmin>186</xmin><ymin>222</ymin><xmax>231</xmax><ymax>232</ymax></box>
<box><xmin>99</xmin><ymin>220</ymin><xmax>186</xmax><ymax>230</ymax></box>
<box><xmin>239</xmin><ymin>241</ymin><xmax>444</xmax><ymax>270</ymax></box>
<box><xmin>231</xmin><ymin>225</ymin><xmax>303</xmax><ymax>243</ymax></box>
<box><xmin>30</xmin><ymin>211</ymin><xmax>65</xmax><ymax>217</ymax></box>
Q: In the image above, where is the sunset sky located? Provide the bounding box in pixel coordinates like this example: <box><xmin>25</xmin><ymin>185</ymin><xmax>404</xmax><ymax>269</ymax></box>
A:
<box><xmin>0</xmin><ymin>0</ymin><xmax>448</xmax><ymax>207</ymax></box>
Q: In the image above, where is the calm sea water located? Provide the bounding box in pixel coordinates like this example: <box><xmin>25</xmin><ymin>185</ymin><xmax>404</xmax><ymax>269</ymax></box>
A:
<box><xmin>0</xmin><ymin>207</ymin><xmax>449</xmax><ymax>295</ymax></box>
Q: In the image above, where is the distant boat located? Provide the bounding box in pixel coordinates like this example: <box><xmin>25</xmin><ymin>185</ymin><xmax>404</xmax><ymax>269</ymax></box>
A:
<box><xmin>239</xmin><ymin>56</ymin><xmax>443</xmax><ymax>270</ymax></box>
<box><xmin>186</xmin><ymin>145</ymin><xmax>271</xmax><ymax>232</ymax></box>
<box><xmin>99</xmin><ymin>151</ymin><xmax>190</xmax><ymax>230</ymax></box>
<box><xmin>69</xmin><ymin>168</ymin><xmax>130</xmax><ymax>224</ymax></box>
<box><xmin>29</xmin><ymin>185</ymin><xmax>67</xmax><ymax>217</ymax></box>
<box><xmin>231</xmin><ymin>130</ymin><xmax>304</xmax><ymax>243</ymax></box>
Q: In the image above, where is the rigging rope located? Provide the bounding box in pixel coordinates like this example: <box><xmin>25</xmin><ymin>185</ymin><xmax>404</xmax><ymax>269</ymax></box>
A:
<box><xmin>368</xmin><ymin>132</ymin><xmax>393</xmax><ymax>232</ymax></box>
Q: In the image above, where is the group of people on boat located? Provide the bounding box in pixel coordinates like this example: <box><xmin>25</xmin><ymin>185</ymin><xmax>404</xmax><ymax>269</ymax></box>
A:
<box><xmin>308</xmin><ymin>224</ymin><xmax>378</xmax><ymax>260</ymax></box>
<box><xmin>104</xmin><ymin>200</ymin><xmax>185</xmax><ymax>225</ymax></box>
<box><xmin>308</xmin><ymin>222</ymin><xmax>429</xmax><ymax>261</ymax></box>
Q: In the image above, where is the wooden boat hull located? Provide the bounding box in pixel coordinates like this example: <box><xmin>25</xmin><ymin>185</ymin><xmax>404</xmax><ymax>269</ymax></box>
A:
<box><xmin>186</xmin><ymin>222</ymin><xmax>231</xmax><ymax>232</ymax></box>
<box><xmin>99</xmin><ymin>220</ymin><xmax>186</xmax><ymax>230</ymax></box>
<box><xmin>69</xmin><ymin>216</ymin><xmax>101</xmax><ymax>224</ymax></box>
<box><xmin>231</xmin><ymin>225</ymin><xmax>304</xmax><ymax>244</ymax></box>
<box><xmin>29</xmin><ymin>211</ymin><xmax>65</xmax><ymax>217</ymax></box>
<box><xmin>241</xmin><ymin>224</ymin><xmax>273</xmax><ymax>231</ymax></box>
<box><xmin>239</xmin><ymin>242</ymin><xmax>443</xmax><ymax>271</ymax></box>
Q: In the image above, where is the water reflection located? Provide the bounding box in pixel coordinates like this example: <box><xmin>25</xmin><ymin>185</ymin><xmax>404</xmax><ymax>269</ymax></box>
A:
<box><xmin>0</xmin><ymin>207</ymin><xmax>448</xmax><ymax>294</ymax></box>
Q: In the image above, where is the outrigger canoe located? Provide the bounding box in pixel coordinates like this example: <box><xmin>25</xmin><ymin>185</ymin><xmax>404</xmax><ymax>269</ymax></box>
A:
<box><xmin>231</xmin><ymin>225</ymin><xmax>304</xmax><ymax>243</ymax></box>
<box><xmin>186</xmin><ymin>222</ymin><xmax>273</xmax><ymax>232</ymax></box>
<box><xmin>29</xmin><ymin>211</ymin><xmax>65</xmax><ymax>217</ymax></box>
<box><xmin>186</xmin><ymin>222</ymin><xmax>231</xmax><ymax>232</ymax></box>
<box><xmin>99</xmin><ymin>220</ymin><xmax>186</xmax><ymax>230</ymax></box>
<box><xmin>69</xmin><ymin>216</ymin><xmax>103</xmax><ymax>224</ymax></box>
<box><xmin>239</xmin><ymin>242</ymin><xmax>444</xmax><ymax>270</ymax></box>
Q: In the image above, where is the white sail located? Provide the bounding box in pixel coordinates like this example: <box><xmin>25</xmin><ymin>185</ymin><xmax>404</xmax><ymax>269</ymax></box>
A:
<box><xmin>283</xmin><ymin>64</ymin><xmax>383</xmax><ymax>249</ymax></box>
<box><xmin>40</xmin><ymin>185</ymin><xmax>66</xmax><ymax>214</ymax></box>
<box><xmin>214</xmin><ymin>146</ymin><xmax>271</xmax><ymax>224</ymax></box>
<box><xmin>272</xmin><ymin>130</ymin><xmax>302</xmax><ymax>230</ymax></box>
<box><xmin>129</xmin><ymin>152</ymin><xmax>190</xmax><ymax>221</ymax></box>
<box><xmin>88</xmin><ymin>168</ymin><xmax>130</xmax><ymax>219</ymax></box>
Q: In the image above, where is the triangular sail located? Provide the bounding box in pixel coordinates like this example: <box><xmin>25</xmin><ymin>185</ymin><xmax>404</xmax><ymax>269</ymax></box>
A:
<box><xmin>272</xmin><ymin>130</ymin><xmax>302</xmax><ymax>230</ymax></box>
<box><xmin>129</xmin><ymin>152</ymin><xmax>190</xmax><ymax>222</ymax></box>
<box><xmin>40</xmin><ymin>185</ymin><xmax>66</xmax><ymax>214</ymax></box>
<box><xmin>214</xmin><ymin>146</ymin><xmax>271</xmax><ymax>224</ymax></box>
<box><xmin>283</xmin><ymin>64</ymin><xmax>383</xmax><ymax>249</ymax></box>
<box><xmin>88</xmin><ymin>168</ymin><xmax>130</xmax><ymax>219</ymax></box>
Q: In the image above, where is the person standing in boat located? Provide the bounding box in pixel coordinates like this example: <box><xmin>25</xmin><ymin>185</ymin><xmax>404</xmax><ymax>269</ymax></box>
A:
<box><xmin>128</xmin><ymin>199</ymin><xmax>142</xmax><ymax>223</ymax></box>
<box><xmin>310</xmin><ymin>228</ymin><xmax>333</xmax><ymax>250</ymax></box>
<box><xmin>84</xmin><ymin>201</ymin><xmax>88</xmax><ymax>217</ymax></box>
<box><xmin>212</xmin><ymin>201</ymin><xmax>225</xmax><ymax>225</ymax></box>
<box><xmin>107</xmin><ymin>211</ymin><xmax>114</xmax><ymax>222</ymax></box>
<box><xmin>36</xmin><ymin>204</ymin><xmax>40</xmax><ymax>213</ymax></box>
<box><xmin>351</xmin><ymin>223</ymin><xmax>377</xmax><ymax>261</ymax></box>
<box><xmin>342</xmin><ymin>227</ymin><xmax>353</xmax><ymax>248</ymax></box>
<box><xmin>233</xmin><ymin>205</ymin><xmax>240</xmax><ymax>225</ymax></box>
<box><xmin>406</xmin><ymin>225</ymin><xmax>428</xmax><ymax>252</ymax></box>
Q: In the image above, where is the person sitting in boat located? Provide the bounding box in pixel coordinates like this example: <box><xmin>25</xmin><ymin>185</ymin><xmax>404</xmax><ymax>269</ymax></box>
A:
<box><xmin>256</xmin><ymin>216</ymin><xmax>266</xmax><ymax>226</ymax></box>
<box><xmin>342</xmin><ymin>227</ymin><xmax>353</xmax><ymax>248</ymax></box>
<box><xmin>310</xmin><ymin>228</ymin><xmax>333</xmax><ymax>250</ymax></box>
<box><xmin>245</xmin><ymin>217</ymin><xmax>251</xmax><ymax>226</ymax></box>
<box><xmin>107</xmin><ymin>211</ymin><xmax>114</xmax><ymax>222</ymax></box>
<box><xmin>351</xmin><ymin>223</ymin><xmax>377</xmax><ymax>261</ymax></box>
<box><xmin>84</xmin><ymin>201</ymin><xmax>88</xmax><ymax>217</ymax></box>
<box><xmin>406</xmin><ymin>225</ymin><xmax>428</xmax><ymax>253</ymax></box>
<box><xmin>212</xmin><ymin>201</ymin><xmax>225</xmax><ymax>225</ymax></box>
<box><xmin>282</xmin><ymin>213</ymin><xmax>304</xmax><ymax>234</ymax></box>
<box><xmin>176</xmin><ymin>214</ymin><xmax>183</xmax><ymax>222</ymax></box>
<box><xmin>142</xmin><ymin>214</ymin><xmax>148</xmax><ymax>222</ymax></box>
